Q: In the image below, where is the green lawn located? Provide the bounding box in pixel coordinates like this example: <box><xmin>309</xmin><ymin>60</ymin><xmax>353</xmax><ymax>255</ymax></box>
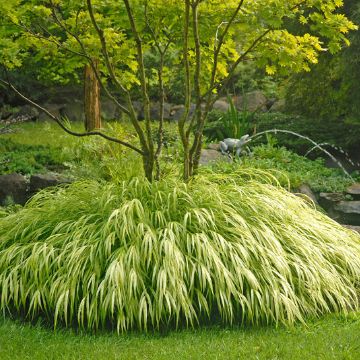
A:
<box><xmin>1</xmin><ymin>314</ymin><xmax>360</xmax><ymax>359</ymax></box>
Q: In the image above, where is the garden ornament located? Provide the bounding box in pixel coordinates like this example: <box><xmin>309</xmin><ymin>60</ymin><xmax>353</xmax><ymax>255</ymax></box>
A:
<box><xmin>220</xmin><ymin>134</ymin><xmax>251</xmax><ymax>157</ymax></box>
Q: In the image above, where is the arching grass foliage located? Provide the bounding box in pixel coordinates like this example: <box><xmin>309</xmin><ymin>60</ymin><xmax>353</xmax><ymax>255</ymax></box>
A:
<box><xmin>0</xmin><ymin>170</ymin><xmax>360</xmax><ymax>331</ymax></box>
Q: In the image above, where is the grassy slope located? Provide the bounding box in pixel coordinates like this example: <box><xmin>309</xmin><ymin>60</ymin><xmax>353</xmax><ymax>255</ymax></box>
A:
<box><xmin>2</xmin><ymin>122</ymin><xmax>84</xmax><ymax>147</ymax></box>
<box><xmin>1</xmin><ymin>314</ymin><xmax>360</xmax><ymax>359</ymax></box>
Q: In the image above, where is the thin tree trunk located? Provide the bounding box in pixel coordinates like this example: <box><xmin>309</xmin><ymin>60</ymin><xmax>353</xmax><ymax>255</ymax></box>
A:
<box><xmin>188</xmin><ymin>1</ymin><xmax>202</xmax><ymax>178</ymax></box>
<box><xmin>143</xmin><ymin>152</ymin><xmax>154</xmax><ymax>182</ymax></box>
<box><xmin>179</xmin><ymin>0</ymin><xmax>192</xmax><ymax>181</ymax></box>
<box><xmin>84</xmin><ymin>59</ymin><xmax>101</xmax><ymax>131</ymax></box>
<box><xmin>154</xmin><ymin>53</ymin><xmax>165</xmax><ymax>181</ymax></box>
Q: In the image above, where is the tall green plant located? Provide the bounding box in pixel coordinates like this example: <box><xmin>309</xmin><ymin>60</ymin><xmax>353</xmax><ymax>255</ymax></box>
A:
<box><xmin>204</xmin><ymin>97</ymin><xmax>254</xmax><ymax>141</ymax></box>
<box><xmin>0</xmin><ymin>173</ymin><xmax>360</xmax><ymax>331</ymax></box>
<box><xmin>223</xmin><ymin>97</ymin><xmax>253</xmax><ymax>139</ymax></box>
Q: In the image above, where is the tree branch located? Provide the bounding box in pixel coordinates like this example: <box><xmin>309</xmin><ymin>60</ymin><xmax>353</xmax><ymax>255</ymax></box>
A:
<box><xmin>204</xmin><ymin>0</ymin><xmax>245</xmax><ymax>111</ymax></box>
<box><xmin>86</xmin><ymin>0</ymin><xmax>149</xmax><ymax>152</ymax></box>
<box><xmin>0</xmin><ymin>78</ymin><xmax>144</xmax><ymax>155</ymax></box>
<box><xmin>188</xmin><ymin>1</ymin><xmax>204</xmax><ymax>174</ymax></box>
<box><xmin>122</xmin><ymin>0</ymin><xmax>154</xmax><ymax>157</ymax></box>
<box><xmin>143</xmin><ymin>3</ymin><xmax>173</xmax><ymax>180</ymax></box>
<box><xmin>48</xmin><ymin>4</ymin><xmax>131</xmax><ymax>116</ymax></box>
<box><xmin>178</xmin><ymin>0</ymin><xmax>192</xmax><ymax>180</ymax></box>
<box><xmin>13</xmin><ymin>17</ymin><xmax>130</xmax><ymax>117</ymax></box>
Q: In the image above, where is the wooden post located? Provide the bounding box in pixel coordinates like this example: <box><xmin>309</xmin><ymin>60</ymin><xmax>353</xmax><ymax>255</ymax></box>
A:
<box><xmin>84</xmin><ymin>60</ymin><xmax>101</xmax><ymax>131</ymax></box>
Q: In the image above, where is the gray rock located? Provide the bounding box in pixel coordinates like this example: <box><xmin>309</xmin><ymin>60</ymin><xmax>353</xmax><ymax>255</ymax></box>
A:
<box><xmin>334</xmin><ymin>201</ymin><xmax>360</xmax><ymax>214</ymax></box>
<box><xmin>207</xmin><ymin>143</ymin><xmax>221</xmax><ymax>151</ymax></box>
<box><xmin>101</xmin><ymin>99</ymin><xmax>118</xmax><ymax>121</ymax></box>
<box><xmin>319</xmin><ymin>192</ymin><xmax>345</xmax><ymax>203</ymax></box>
<box><xmin>150</xmin><ymin>102</ymin><xmax>172</xmax><ymax>121</ymax></box>
<box><xmin>132</xmin><ymin>101</ymin><xmax>143</xmax><ymax>120</ymax></box>
<box><xmin>318</xmin><ymin>192</ymin><xmax>344</xmax><ymax>223</ymax></box>
<box><xmin>297</xmin><ymin>184</ymin><xmax>318</xmax><ymax>205</ymax></box>
<box><xmin>343</xmin><ymin>225</ymin><xmax>360</xmax><ymax>234</ymax></box>
<box><xmin>169</xmin><ymin>105</ymin><xmax>185</xmax><ymax>121</ymax></box>
<box><xmin>232</xmin><ymin>91</ymin><xmax>268</xmax><ymax>112</ymax></box>
<box><xmin>269</xmin><ymin>99</ymin><xmax>285</xmax><ymax>112</ymax></box>
<box><xmin>346</xmin><ymin>183</ymin><xmax>360</xmax><ymax>196</ymax></box>
<box><xmin>213</xmin><ymin>100</ymin><xmax>230</xmax><ymax>112</ymax></box>
<box><xmin>0</xmin><ymin>173</ymin><xmax>28</xmax><ymax>205</ymax></box>
<box><xmin>38</xmin><ymin>103</ymin><xmax>65</xmax><ymax>121</ymax></box>
<box><xmin>61</xmin><ymin>100</ymin><xmax>85</xmax><ymax>122</ymax></box>
<box><xmin>29</xmin><ymin>173</ymin><xmax>72</xmax><ymax>193</ymax></box>
<box><xmin>136</xmin><ymin>102</ymin><xmax>173</xmax><ymax>121</ymax></box>
<box><xmin>14</xmin><ymin>105</ymin><xmax>39</xmax><ymax>120</ymax></box>
<box><xmin>199</xmin><ymin>149</ymin><xmax>232</xmax><ymax>166</ymax></box>
<box><xmin>334</xmin><ymin>201</ymin><xmax>360</xmax><ymax>226</ymax></box>
<box><xmin>44</xmin><ymin>86</ymin><xmax>82</xmax><ymax>105</ymax></box>
<box><xmin>170</xmin><ymin>104</ymin><xmax>195</xmax><ymax>122</ymax></box>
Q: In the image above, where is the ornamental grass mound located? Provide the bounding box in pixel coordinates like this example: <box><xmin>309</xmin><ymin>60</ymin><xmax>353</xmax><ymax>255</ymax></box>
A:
<box><xmin>0</xmin><ymin>170</ymin><xmax>360</xmax><ymax>331</ymax></box>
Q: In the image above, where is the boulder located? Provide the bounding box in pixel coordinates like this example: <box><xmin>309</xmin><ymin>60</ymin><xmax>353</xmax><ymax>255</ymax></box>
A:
<box><xmin>334</xmin><ymin>201</ymin><xmax>360</xmax><ymax>226</ymax></box>
<box><xmin>14</xmin><ymin>105</ymin><xmax>39</xmax><ymax>120</ymax></box>
<box><xmin>207</xmin><ymin>143</ymin><xmax>221</xmax><ymax>151</ymax></box>
<box><xmin>0</xmin><ymin>173</ymin><xmax>28</xmax><ymax>206</ymax></box>
<box><xmin>269</xmin><ymin>99</ymin><xmax>285</xmax><ymax>112</ymax></box>
<box><xmin>343</xmin><ymin>225</ymin><xmax>360</xmax><ymax>234</ymax></box>
<box><xmin>38</xmin><ymin>104</ymin><xmax>65</xmax><ymax>121</ymax></box>
<box><xmin>29</xmin><ymin>173</ymin><xmax>72</xmax><ymax>193</ymax></box>
<box><xmin>334</xmin><ymin>201</ymin><xmax>360</xmax><ymax>214</ymax></box>
<box><xmin>61</xmin><ymin>100</ymin><xmax>85</xmax><ymax>122</ymax></box>
<box><xmin>296</xmin><ymin>184</ymin><xmax>318</xmax><ymax>205</ymax></box>
<box><xmin>170</xmin><ymin>104</ymin><xmax>197</xmax><ymax>122</ymax></box>
<box><xmin>150</xmin><ymin>102</ymin><xmax>172</xmax><ymax>121</ymax></box>
<box><xmin>199</xmin><ymin>149</ymin><xmax>232</xmax><ymax>166</ymax></box>
<box><xmin>169</xmin><ymin>104</ymin><xmax>185</xmax><ymax>121</ymax></box>
<box><xmin>213</xmin><ymin>100</ymin><xmax>230</xmax><ymax>112</ymax></box>
<box><xmin>44</xmin><ymin>86</ymin><xmax>83</xmax><ymax>105</ymax></box>
<box><xmin>232</xmin><ymin>91</ymin><xmax>268</xmax><ymax>112</ymax></box>
<box><xmin>346</xmin><ymin>183</ymin><xmax>360</xmax><ymax>199</ymax></box>
<box><xmin>318</xmin><ymin>192</ymin><xmax>345</xmax><ymax>223</ymax></box>
<box><xmin>131</xmin><ymin>101</ymin><xmax>143</xmax><ymax>120</ymax></box>
<box><xmin>101</xmin><ymin>99</ymin><xmax>118</xmax><ymax>121</ymax></box>
<box><xmin>319</xmin><ymin>192</ymin><xmax>345</xmax><ymax>204</ymax></box>
<box><xmin>136</xmin><ymin>102</ymin><xmax>172</xmax><ymax>121</ymax></box>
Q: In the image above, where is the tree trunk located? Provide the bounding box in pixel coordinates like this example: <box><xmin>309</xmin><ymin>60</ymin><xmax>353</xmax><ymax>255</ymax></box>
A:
<box><xmin>143</xmin><ymin>152</ymin><xmax>154</xmax><ymax>182</ymax></box>
<box><xmin>84</xmin><ymin>60</ymin><xmax>101</xmax><ymax>131</ymax></box>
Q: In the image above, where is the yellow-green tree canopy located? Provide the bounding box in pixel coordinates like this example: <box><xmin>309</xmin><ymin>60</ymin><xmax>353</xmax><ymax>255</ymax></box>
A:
<box><xmin>0</xmin><ymin>0</ymin><xmax>356</xmax><ymax>86</ymax></box>
<box><xmin>0</xmin><ymin>0</ymin><xmax>357</xmax><ymax>180</ymax></box>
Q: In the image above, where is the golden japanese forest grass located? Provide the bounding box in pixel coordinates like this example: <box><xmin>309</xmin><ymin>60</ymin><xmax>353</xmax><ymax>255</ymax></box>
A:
<box><xmin>0</xmin><ymin>169</ymin><xmax>359</xmax><ymax>332</ymax></box>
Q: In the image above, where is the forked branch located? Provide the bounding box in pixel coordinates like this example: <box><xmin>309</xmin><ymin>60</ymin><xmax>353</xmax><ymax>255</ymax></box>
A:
<box><xmin>0</xmin><ymin>77</ymin><xmax>144</xmax><ymax>155</ymax></box>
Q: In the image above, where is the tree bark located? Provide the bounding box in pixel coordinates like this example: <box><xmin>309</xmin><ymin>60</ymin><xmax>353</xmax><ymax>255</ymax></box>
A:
<box><xmin>84</xmin><ymin>59</ymin><xmax>101</xmax><ymax>131</ymax></box>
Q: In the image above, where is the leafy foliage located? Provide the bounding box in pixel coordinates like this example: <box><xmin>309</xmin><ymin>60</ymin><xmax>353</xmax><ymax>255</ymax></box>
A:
<box><xmin>0</xmin><ymin>174</ymin><xmax>360</xmax><ymax>331</ymax></box>
<box><xmin>204</xmin><ymin>102</ymin><xmax>255</xmax><ymax>142</ymax></box>
<box><xmin>0</xmin><ymin>0</ymin><xmax>356</xmax><ymax>95</ymax></box>
<box><xmin>285</xmin><ymin>0</ymin><xmax>360</xmax><ymax>124</ymax></box>
<box><xmin>0</xmin><ymin>0</ymin><xmax>357</xmax><ymax>180</ymax></box>
<box><xmin>254</xmin><ymin>112</ymin><xmax>360</xmax><ymax>155</ymax></box>
<box><xmin>206</xmin><ymin>144</ymin><xmax>359</xmax><ymax>192</ymax></box>
<box><xmin>0</xmin><ymin>138</ymin><xmax>65</xmax><ymax>175</ymax></box>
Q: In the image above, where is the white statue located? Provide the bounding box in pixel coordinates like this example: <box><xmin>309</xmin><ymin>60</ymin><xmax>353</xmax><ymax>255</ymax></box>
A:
<box><xmin>220</xmin><ymin>134</ymin><xmax>251</xmax><ymax>157</ymax></box>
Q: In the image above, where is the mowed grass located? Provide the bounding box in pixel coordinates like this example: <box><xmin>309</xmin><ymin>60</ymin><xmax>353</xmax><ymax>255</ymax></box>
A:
<box><xmin>1</xmin><ymin>314</ymin><xmax>360</xmax><ymax>360</ymax></box>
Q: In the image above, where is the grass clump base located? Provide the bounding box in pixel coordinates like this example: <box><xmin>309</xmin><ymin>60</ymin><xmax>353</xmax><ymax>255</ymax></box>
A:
<box><xmin>0</xmin><ymin>170</ymin><xmax>360</xmax><ymax>332</ymax></box>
